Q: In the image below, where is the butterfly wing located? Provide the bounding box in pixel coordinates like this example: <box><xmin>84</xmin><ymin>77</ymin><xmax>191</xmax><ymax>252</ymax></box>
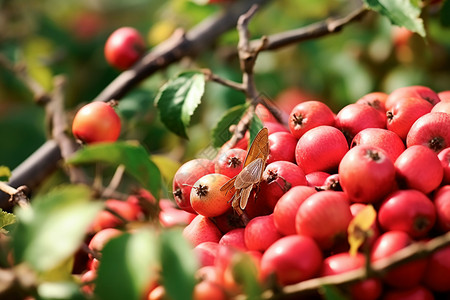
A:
<box><xmin>220</xmin><ymin>176</ymin><xmax>237</xmax><ymax>195</ymax></box>
<box><xmin>243</xmin><ymin>127</ymin><xmax>269</xmax><ymax>167</ymax></box>
<box><xmin>239</xmin><ymin>185</ymin><xmax>253</xmax><ymax>210</ymax></box>
<box><xmin>234</xmin><ymin>158</ymin><xmax>264</xmax><ymax>189</ymax></box>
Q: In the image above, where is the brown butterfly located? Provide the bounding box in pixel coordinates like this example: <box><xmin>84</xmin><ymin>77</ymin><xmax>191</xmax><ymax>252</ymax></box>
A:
<box><xmin>220</xmin><ymin>127</ymin><xmax>269</xmax><ymax>212</ymax></box>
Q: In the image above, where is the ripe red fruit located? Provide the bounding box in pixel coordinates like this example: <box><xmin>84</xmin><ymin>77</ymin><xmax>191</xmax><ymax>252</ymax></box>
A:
<box><xmin>355</xmin><ymin>91</ymin><xmax>388</xmax><ymax>116</ymax></box>
<box><xmin>433</xmin><ymin>185</ymin><xmax>450</xmax><ymax>232</ymax></box>
<box><xmin>351</xmin><ymin>128</ymin><xmax>405</xmax><ymax>162</ymax></box>
<box><xmin>159</xmin><ymin>206</ymin><xmax>196</xmax><ymax>228</ymax></box>
<box><xmin>219</xmin><ymin>228</ymin><xmax>247</xmax><ymax>251</ymax></box>
<box><xmin>88</xmin><ymin>228</ymin><xmax>123</xmax><ymax>254</ymax></box>
<box><xmin>382</xmin><ymin>285</ymin><xmax>434</xmax><ymax>300</ymax></box>
<box><xmin>183</xmin><ymin>215</ymin><xmax>222</xmax><ymax>247</ymax></box>
<box><xmin>438</xmin><ymin>147</ymin><xmax>450</xmax><ymax>185</ymax></box>
<box><xmin>295</xmin><ymin>191</ymin><xmax>352</xmax><ymax>250</ymax></box>
<box><xmin>260</xmin><ymin>235</ymin><xmax>322</xmax><ymax>286</ymax></box>
<box><xmin>305</xmin><ymin>171</ymin><xmax>330</xmax><ymax>188</ymax></box>
<box><xmin>266</xmin><ymin>132</ymin><xmax>297</xmax><ymax>164</ymax></box>
<box><xmin>89</xmin><ymin>199</ymin><xmax>142</xmax><ymax>233</ymax></box>
<box><xmin>258</xmin><ymin>161</ymin><xmax>307</xmax><ymax>210</ymax></box>
<box><xmin>335</xmin><ymin>103</ymin><xmax>386</xmax><ymax>142</ymax></box>
<box><xmin>422</xmin><ymin>244</ymin><xmax>450</xmax><ymax>292</ymax></box>
<box><xmin>273</xmin><ymin>186</ymin><xmax>317</xmax><ymax>236</ymax></box>
<box><xmin>190</xmin><ymin>173</ymin><xmax>233</xmax><ymax>217</ymax></box>
<box><xmin>370</xmin><ymin>231</ymin><xmax>428</xmax><ymax>288</ymax></box>
<box><xmin>438</xmin><ymin>90</ymin><xmax>450</xmax><ymax>102</ymax></box>
<box><xmin>318</xmin><ymin>173</ymin><xmax>342</xmax><ymax>191</ymax></box>
<box><xmin>386</xmin><ymin>97</ymin><xmax>433</xmax><ymax>140</ymax></box>
<box><xmin>378</xmin><ymin>190</ymin><xmax>436</xmax><ymax>238</ymax></box>
<box><xmin>395</xmin><ymin>145</ymin><xmax>443</xmax><ymax>194</ymax></box>
<box><xmin>406</xmin><ymin>112</ymin><xmax>450</xmax><ymax>152</ymax></box>
<box><xmin>288</xmin><ymin>100</ymin><xmax>335</xmax><ymax>139</ymax></box>
<box><xmin>320</xmin><ymin>252</ymin><xmax>382</xmax><ymax>300</ymax></box>
<box><xmin>339</xmin><ymin>145</ymin><xmax>396</xmax><ymax>204</ymax></box>
<box><xmin>431</xmin><ymin>100</ymin><xmax>450</xmax><ymax>114</ymax></box>
<box><xmin>275</xmin><ymin>87</ymin><xmax>316</xmax><ymax>115</ymax></box>
<box><xmin>244</xmin><ymin>214</ymin><xmax>282</xmax><ymax>252</ymax></box>
<box><xmin>214</xmin><ymin>148</ymin><xmax>246</xmax><ymax>178</ymax></box>
<box><xmin>295</xmin><ymin>125</ymin><xmax>349</xmax><ymax>174</ymax></box>
<box><xmin>385</xmin><ymin>85</ymin><xmax>441</xmax><ymax>110</ymax></box>
<box><xmin>193</xmin><ymin>242</ymin><xmax>220</xmax><ymax>267</ymax></box>
<box><xmin>193</xmin><ymin>280</ymin><xmax>228</xmax><ymax>300</ymax></box>
<box><xmin>104</xmin><ymin>27</ymin><xmax>146</xmax><ymax>70</ymax></box>
<box><xmin>173</xmin><ymin>158</ymin><xmax>215</xmax><ymax>214</ymax></box>
<box><xmin>72</xmin><ymin>102</ymin><xmax>121</xmax><ymax>144</ymax></box>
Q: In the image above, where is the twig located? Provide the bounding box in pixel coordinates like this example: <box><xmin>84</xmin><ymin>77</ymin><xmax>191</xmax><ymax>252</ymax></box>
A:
<box><xmin>260</xmin><ymin>231</ymin><xmax>450</xmax><ymax>299</ymax></box>
<box><xmin>101</xmin><ymin>164</ymin><xmax>126</xmax><ymax>199</ymax></box>
<box><xmin>253</xmin><ymin>4</ymin><xmax>368</xmax><ymax>51</ymax></box>
<box><xmin>202</xmin><ymin>69</ymin><xmax>246</xmax><ymax>92</ymax></box>
<box><xmin>0</xmin><ymin>0</ymin><xmax>272</xmax><ymax>211</ymax></box>
<box><xmin>48</xmin><ymin>75</ymin><xmax>88</xmax><ymax>185</ymax></box>
<box><xmin>0</xmin><ymin>182</ymin><xmax>29</xmax><ymax>209</ymax></box>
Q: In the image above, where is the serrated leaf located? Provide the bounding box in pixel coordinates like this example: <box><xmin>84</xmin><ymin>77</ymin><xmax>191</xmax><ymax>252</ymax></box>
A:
<box><xmin>441</xmin><ymin>0</ymin><xmax>450</xmax><ymax>27</ymax></box>
<box><xmin>95</xmin><ymin>230</ymin><xmax>158</xmax><ymax>300</ymax></box>
<box><xmin>0</xmin><ymin>209</ymin><xmax>16</xmax><ymax>231</ymax></box>
<box><xmin>67</xmin><ymin>142</ymin><xmax>161</xmax><ymax>200</ymax></box>
<box><xmin>211</xmin><ymin>103</ymin><xmax>249</xmax><ymax>148</ymax></box>
<box><xmin>363</xmin><ymin>0</ymin><xmax>426</xmax><ymax>37</ymax></box>
<box><xmin>348</xmin><ymin>205</ymin><xmax>377</xmax><ymax>256</ymax></box>
<box><xmin>12</xmin><ymin>185</ymin><xmax>103</xmax><ymax>272</ymax></box>
<box><xmin>0</xmin><ymin>166</ymin><xmax>11</xmax><ymax>181</ymax></box>
<box><xmin>160</xmin><ymin>229</ymin><xmax>197</xmax><ymax>300</ymax></box>
<box><xmin>155</xmin><ymin>71</ymin><xmax>205</xmax><ymax>139</ymax></box>
<box><xmin>249</xmin><ymin>113</ymin><xmax>264</xmax><ymax>146</ymax></box>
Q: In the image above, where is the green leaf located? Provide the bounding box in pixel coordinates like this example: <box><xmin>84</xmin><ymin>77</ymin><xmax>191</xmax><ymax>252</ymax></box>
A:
<box><xmin>95</xmin><ymin>230</ymin><xmax>158</xmax><ymax>300</ymax></box>
<box><xmin>211</xmin><ymin>103</ymin><xmax>249</xmax><ymax>148</ymax></box>
<box><xmin>67</xmin><ymin>142</ymin><xmax>161</xmax><ymax>199</ymax></box>
<box><xmin>12</xmin><ymin>185</ymin><xmax>102</xmax><ymax>272</ymax></box>
<box><xmin>249</xmin><ymin>113</ymin><xmax>264</xmax><ymax>145</ymax></box>
<box><xmin>320</xmin><ymin>284</ymin><xmax>350</xmax><ymax>300</ymax></box>
<box><xmin>155</xmin><ymin>71</ymin><xmax>205</xmax><ymax>139</ymax></box>
<box><xmin>231</xmin><ymin>252</ymin><xmax>263</xmax><ymax>300</ymax></box>
<box><xmin>160</xmin><ymin>229</ymin><xmax>197</xmax><ymax>300</ymax></box>
<box><xmin>0</xmin><ymin>166</ymin><xmax>11</xmax><ymax>181</ymax></box>
<box><xmin>441</xmin><ymin>0</ymin><xmax>450</xmax><ymax>27</ymax></box>
<box><xmin>363</xmin><ymin>0</ymin><xmax>426</xmax><ymax>37</ymax></box>
<box><xmin>0</xmin><ymin>209</ymin><xmax>16</xmax><ymax>232</ymax></box>
<box><xmin>37</xmin><ymin>281</ymin><xmax>87</xmax><ymax>300</ymax></box>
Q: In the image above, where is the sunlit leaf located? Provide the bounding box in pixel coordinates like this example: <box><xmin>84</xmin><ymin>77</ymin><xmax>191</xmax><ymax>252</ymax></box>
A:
<box><xmin>363</xmin><ymin>0</ymin><xmax>426</xmax><ymax>37</ymax></box>
<box><xmin>211</xmin><ymin>103</ymin><xmax>249</xmax><ymax>148</ymax></box>
<box><xmin>151</xmin><ymin>154</ymin><xmax>181</xmax><ymax>185</ymax></box>
<box><xmin>12</xmin><ymin>185</ymin><xmax>103</xmax><ymax>272</ymax></box>
<box><xmin>0</xmin><ymin>166</ymin><xmax>11</xmax><ymax>181</ymax></box>
<box><xmin>37</xmin><ymin>281</ymin><xmax>86</xmax><ymax>300</ymax></box>
<box><xmin>95</xmin><ymin>230</ymin><xmax>158</xmax><ymax>300</ymax></box>
<box><xmin>160</xmin><ymin>229</ymin><xmax>197</xmax><ymax>300</ymax></box>
<box><xmin>155</xmin><ymin>71</ymin><xmax>205</xmax><ymax>139</ymax></box>
<box><xmin>0</xmin><ymin>209</ymin><xmax>16</xmax><ymax>232</ymax></box>
<box><xmin>348</xmin><ymin>205</ymin><xmax>377</xmax><ymax>256</ymax></box>
<box><xmin>39</xmin><ymin>256</ymin><xmax>74</xmax><ymax>282</ymax></box>
<box><xmin>67</xmin><ymin>142</ymin><xmax>161</xmax><ymax>200</ymax></box>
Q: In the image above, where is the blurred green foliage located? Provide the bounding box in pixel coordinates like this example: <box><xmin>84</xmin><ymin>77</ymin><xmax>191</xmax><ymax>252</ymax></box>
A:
<box><xmin>1</xmin><ymin>0</ymin><xmax>449</xmax><ymax>169</ymax></box>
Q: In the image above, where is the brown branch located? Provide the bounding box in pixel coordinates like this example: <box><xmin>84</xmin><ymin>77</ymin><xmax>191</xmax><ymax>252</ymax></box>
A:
<box><xmin>0</xmin><ymin>0</ymin><xmax>272</xmax><ymax>210</ymax></box>
<box><xmin>260</xmin><ymin>232</ymin><xmax>450</xmax><ymax>299</ymax></box>
<box><xmin>254</xmin><ymin>4</ymin><xmax>368</xmax><ymax>51</ymax></box>
<box><xmin>202</xmin><ymin>68</ymin><xmax>246</xmax><ymax>92</ymax></box>
<box><xmin>48</xmin><ymin>76</ymin><xmax>88</xmax><ymax>185</ymax></box>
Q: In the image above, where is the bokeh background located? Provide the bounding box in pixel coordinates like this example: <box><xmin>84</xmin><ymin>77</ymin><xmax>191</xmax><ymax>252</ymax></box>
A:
<box><xmin>1</xmin><ymin>0</ymin><xmax>449</xmax><ymax>170</ymax></box>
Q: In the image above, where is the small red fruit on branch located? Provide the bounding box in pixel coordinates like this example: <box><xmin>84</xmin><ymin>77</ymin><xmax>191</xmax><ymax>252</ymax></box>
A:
<box><xmin>72</xmin><ymin>101</ymin><xmax>121</xmax><ymax>144</ymax></box>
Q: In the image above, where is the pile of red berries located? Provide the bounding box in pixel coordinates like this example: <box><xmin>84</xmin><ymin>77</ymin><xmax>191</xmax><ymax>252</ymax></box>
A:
<box><xmin>166</xmin><ymin>85</ymin><xmax>450</xmax><ymax>299</ymax></box>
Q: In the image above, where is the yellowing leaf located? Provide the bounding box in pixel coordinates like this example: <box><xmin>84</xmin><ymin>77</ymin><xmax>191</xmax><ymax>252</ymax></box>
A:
<box><xmin>348</xmin><ymin>205</ymin><xmax>376</xmax><ymax>256</ymax></box>
<box><xmin>0</xmin><ymin>166</ymin><xmax>11</xmax><ymax>181</ymax></box>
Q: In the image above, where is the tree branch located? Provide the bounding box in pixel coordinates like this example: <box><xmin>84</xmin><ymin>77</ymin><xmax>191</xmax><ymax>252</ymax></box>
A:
<box><xmin>260</xmin><ymin>232</ymin><xmax>450</xmax><ymax>299</ymax></box>
<box><xmin>0</xmin><ymin>0</ymin><xmax>272</xmax><ymax>210</ymax></box>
